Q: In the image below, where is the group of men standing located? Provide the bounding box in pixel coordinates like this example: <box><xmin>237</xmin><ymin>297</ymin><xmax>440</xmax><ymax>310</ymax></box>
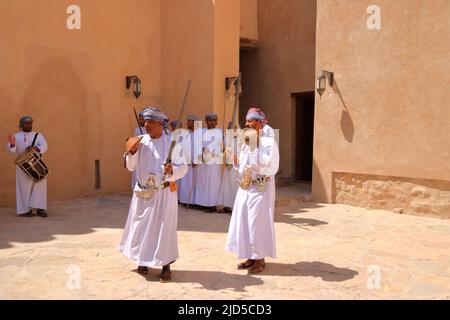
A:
<box><xmin>6</xmin><ymin>105</ymin><xmax>280</xmax><ymax>282</ymax></box>
<box><xmin>121</xmin><ymin>106</ymin><xmax>279</xmax><ymax>281</ymax></box>
<box><xmin>130</xmin><ymin>110</ymin><xmax>245</xmax><ymax>214</ymax></box>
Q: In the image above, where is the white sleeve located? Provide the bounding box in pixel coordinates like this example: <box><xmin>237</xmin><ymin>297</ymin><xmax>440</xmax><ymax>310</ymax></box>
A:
<box><xmin>36</xmin><ymin>134</ymin><xmax>48</xmax><ymax>154</ymax></box>
<box><xmin>6</xmin><ymin>143</ymin><xmax>16</xmax><ymax>154</ymax></box>
<box><xmin>168</xmin><ymin>163</ymin><xmax>188</xmax><ymax>182</ymax></box>
<box><xmin>236</xmin><ymin>144</ymin><xmax>248</xmax><ymax>176</ymax></box>
<box><xmin>126</xmin><ymin>150</ymin><xmax>139</xmax><ymax>172</ymax></box>
<box><xmin>167</xmin><ymin>146</ymin><xmax>188</xmax><ymax>182</ymax></box>
<box><xmin>258</xmin><ymin>138</ymin><xmax>280</xmax><ymax>177</ymax></box>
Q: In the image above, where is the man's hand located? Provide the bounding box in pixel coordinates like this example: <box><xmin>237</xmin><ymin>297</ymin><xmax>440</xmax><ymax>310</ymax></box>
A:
<box><xmin>33</xmin><ymin>146</ymin><xmax>41</xmax><ymax>153</ymax></box>
<box><xmin>7</xmin><ymin>134</ymin><xmax>15</xmax><ymax>147</ymax></box>
<box><xmin>164</xmin><ymin>163</ymin><xmax>173</xmax><ymax>176</ymax></box>
<box><xmin>128</xmin><ymin>143</ymin><xmax>140</xmax><ymax>155</ymax></box>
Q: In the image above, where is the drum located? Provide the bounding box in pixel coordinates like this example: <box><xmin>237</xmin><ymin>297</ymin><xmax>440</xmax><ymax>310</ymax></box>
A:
<box><xmin>14</xmin><ymin>150</ymin><xmax>50</xmax><ymax>183</ymax></box>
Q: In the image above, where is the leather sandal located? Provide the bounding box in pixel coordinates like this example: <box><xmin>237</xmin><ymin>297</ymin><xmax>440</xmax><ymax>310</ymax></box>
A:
<box><xmin>248</xmin><ymin>259</ymin><xmax>265</xmax><ymax>274</ymax></box>
<box><xmin>237</xmin><ymin>259</ymin><xmax>255</xmax><ymax>270</ymax></box>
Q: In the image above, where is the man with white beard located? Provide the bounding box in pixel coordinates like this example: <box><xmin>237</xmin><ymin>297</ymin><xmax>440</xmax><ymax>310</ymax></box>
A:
<box><xmin>226</xmin><ymin>107</ymin><xmax>279</xmax><ymax>274</ymax></box>
<box><xmin>119</xmin><ymin>107</ymin><xmax>187</xmax><ymax>282</ymax></box>
<box><xmin>194</xmin><ymin>113</ymin><xmax>223</xmax><ymax>213</ymax></box>
<box><xmin>6</xmin><ymin>116</ymin><xmax>49</xmax><ymax>218</ymax></box>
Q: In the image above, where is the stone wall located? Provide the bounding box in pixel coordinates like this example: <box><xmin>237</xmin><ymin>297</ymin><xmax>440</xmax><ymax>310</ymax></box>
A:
<box><xmin>334</xmin><ymin>172</ymin><xmax>450</xmax><ymax>219</ymax></box>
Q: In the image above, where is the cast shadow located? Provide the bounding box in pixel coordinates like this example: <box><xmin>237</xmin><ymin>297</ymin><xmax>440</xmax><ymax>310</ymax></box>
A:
<box><xmin>264</xmin><ymin>261</ymin><xmax>359</xmax><ymax>282</ymax></box>
<box><xmin>275</xmin><ymin>202</ymin><xmax>328</xmax><ymax>228</ymax></box>
<box><xmin>134</xmin><ymin>269</ymin><xmax>264</xmax><ymax>292</ymax></box>
<box><xmin>331</xmin><ymin>80</ymin><xmax>355</xmax><ymax>143</ymax></box>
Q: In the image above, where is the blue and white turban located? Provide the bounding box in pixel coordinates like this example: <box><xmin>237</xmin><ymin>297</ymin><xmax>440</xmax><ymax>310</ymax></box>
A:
<box><xmin>19</xmin><ymin>115</ymin><xmax>33</xmax><ymax>130</ymax></box>
<box><xmin>205</xmin><ymin>112</ymin><xmax>218</xmax><ymax>121</ymax></box>
<box><xmin>142</xmin><ymin>107</ymin><xmax>167</xmax><ymax>122</ymax></box>
<box><xmin>187</xmin><ymin>114</ymin><xmax>200</xmax><ymax>121</ymax></box>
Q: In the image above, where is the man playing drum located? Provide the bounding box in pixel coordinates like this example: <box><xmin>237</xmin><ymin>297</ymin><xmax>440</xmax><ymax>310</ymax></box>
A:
<box><xmin>6</xmin><ymin>116</ymin><xmax>49</xmax><ymax>218</ymax></box>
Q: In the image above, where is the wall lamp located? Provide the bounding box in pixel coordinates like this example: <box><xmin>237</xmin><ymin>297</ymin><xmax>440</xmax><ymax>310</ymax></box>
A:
<box><xmin>125</xmin><ymin>75</ymin><xmax>142</xmax><ymax>99</ymax></box>
<box><xmin>316</xmin><ymin>70</ymin><xmax>334</xmax><ymax>96</ymax></box>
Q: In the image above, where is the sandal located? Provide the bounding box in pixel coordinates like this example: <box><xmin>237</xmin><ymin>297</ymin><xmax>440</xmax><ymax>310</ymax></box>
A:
<box><xmin>237</xmin><ymin>259</ymin><xmax>255</xmax><ymax>270</ymax></box>
<box><xmin>160</xmin><ymin>267</ymin><xmax>172</xmax><ymax>283</ymax></box>
<box><xmin>137</xmin><ymin>266</ymin><xmax>148</xmax><ymax>275</ymax></box>
<box><xmin>248</xmin><ymin>259</ymin><xmax>265</xmax><ymax>274</ymax></box>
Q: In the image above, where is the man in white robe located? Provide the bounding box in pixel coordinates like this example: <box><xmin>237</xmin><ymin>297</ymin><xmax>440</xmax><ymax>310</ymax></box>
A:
<box><xmin>194</xmin><ymin>113</ymin><xmax>223</xmax><ymax>213</ymax></box>
<box><xmin>217</xmin><ymin>122</ymin><xmax>240</xmax><ymax>214</ymax></box>
<box><xmin>6</xmin><ymin>116</ymin><xmax>49</xmax><ymax>217</ymax></box>
<box><xmin>134</xmin><ymin>111</ymin><xmax>146</xmax><ymax>137</ymax></box>
<box><xmin>119</xmin><ymin>107</ymin><xmax>187</xmax><ymax>282</ymax></box>
<box><xmin>178</xmin><ymin>115</ymin><xmax>200</xmax><ymax>206</ymax></box>
<box><xmin>226</xmin><ymin>107</ymin><xmax>279</xmax><ymax>274</ymax></box>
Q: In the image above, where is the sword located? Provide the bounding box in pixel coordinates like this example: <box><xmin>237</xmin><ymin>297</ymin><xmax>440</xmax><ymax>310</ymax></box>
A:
<box><xmin>133</xmin><ymin>108</ymin><xmax>143</xmax><ymax>135</ymax></box>
<box><xmin>164</xmin><ymin>79</ymin><xmax>192</xmax><ymax>190</ymax></box>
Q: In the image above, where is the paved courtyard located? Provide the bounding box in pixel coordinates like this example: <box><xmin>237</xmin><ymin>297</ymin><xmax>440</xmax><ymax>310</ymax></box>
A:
<box><xmin>0</xmin><ymin>186</ymin><xmax>449</xmax><ymax>300</ymax></box>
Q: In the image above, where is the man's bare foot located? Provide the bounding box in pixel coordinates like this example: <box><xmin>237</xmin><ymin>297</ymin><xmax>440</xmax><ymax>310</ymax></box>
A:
<box><xmin>237</xmin><ymin>259</ymin><xmax>255</xmax><ymax>270</ymax></box>
<box><xmin>137</xmin><ymin>266</ymin><xmax>148</xmax><ymax>275</ymax></box>
<box><xmin>248</xmin><ymin>259</ymin><xmax>265</xmax><ymax>274</ymax></box>
<box><xmin>160</xmin><ymin>265</ymin><xmax>172</xmax><ymax>283</ymax></box>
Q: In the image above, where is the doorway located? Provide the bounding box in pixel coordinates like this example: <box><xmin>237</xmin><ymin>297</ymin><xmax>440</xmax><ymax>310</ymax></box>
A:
<box><xmin>294</xmin><ymin>92</ymin><xmax>315</xmax><ymax>182</ymax></box>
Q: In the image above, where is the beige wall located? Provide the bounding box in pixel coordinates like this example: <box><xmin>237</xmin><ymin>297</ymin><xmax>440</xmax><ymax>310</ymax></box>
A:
<box><xmin>0</xmin><ymin>0</ymin><xmax>162</xmax><ymax>205</ymax></box>
<box><xmin>240</xmin><ymin>0</ymin><xmax>259</xmax><ymax>41</ymax></box>
<box><xmin>213</xmin><ymin>0</ymin><xmax>240</xmax><ymax>130</ymax></box>
<box><xmin>162</xmin><ymin>0</ymin><xmax>239</xmax><ymax>130</ymax></box>
<box><xmin>313</xmin><ymin>0</ymin><xmax>450</xmax><ymax>216</ymax></box>
<box><xmin>161</xmin><ymin>0</ymin><xmax>214</xmax><ymax>122</ymax></box>
<box><xmin>240</xmin><ymin>0</ymin><xmax>317</xmax><ymax>176</ymax></box>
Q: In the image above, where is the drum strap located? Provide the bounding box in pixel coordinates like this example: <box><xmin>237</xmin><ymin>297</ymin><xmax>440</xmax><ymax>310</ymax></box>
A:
<box><xmin>31</xmin><ymin>133</ymin><xmax>39</xmax><ymax>148</ymax></box>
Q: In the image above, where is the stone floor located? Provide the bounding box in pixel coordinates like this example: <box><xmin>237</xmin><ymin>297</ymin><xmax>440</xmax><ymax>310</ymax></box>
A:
<box><xmin>0</xmin><ymin>185</ymin><xmax>449</xmax><ymax>300</ymax></box>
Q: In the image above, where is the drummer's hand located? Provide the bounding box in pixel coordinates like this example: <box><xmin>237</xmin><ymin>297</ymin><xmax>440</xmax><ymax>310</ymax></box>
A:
<box><xmin>7</xmin><ymin>134</ymin><xmax>15</xmax><ymax>146</ymax></box>
<box><xmin>164</xmin><ymin>163</ymin><xmax>173</xmax><ymax>176</ymax></box>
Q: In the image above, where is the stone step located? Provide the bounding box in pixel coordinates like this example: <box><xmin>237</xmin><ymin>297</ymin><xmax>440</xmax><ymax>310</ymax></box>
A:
<box><xmin>275</xmin><ymin>184</ymin><xmax>312</xmax><ymax>208</ymax></box>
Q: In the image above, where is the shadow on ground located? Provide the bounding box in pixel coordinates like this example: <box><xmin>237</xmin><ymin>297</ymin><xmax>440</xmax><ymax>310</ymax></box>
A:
<box><xmin>264</xmin><ymin>261</ymin><xmax>359</xmax><ymax>282</ymax></box>
<box><xmin>275</xmin><ymin>202</ymin><xmax>328</xmax><ymax>228</ymax></box>
<box><xmin>0</xmin><ymin>194</ymin><xmax>132</xmax><ymax>249</ymax></box>
<box><xmin>0</xmin><ymin>189</ymin><xmax>325</xmax><ymax>249</ymax></box>
<box><xmin>134</xmin><ymin>268</ymin><xmax>264</xmax><ymax>292</ymax></box>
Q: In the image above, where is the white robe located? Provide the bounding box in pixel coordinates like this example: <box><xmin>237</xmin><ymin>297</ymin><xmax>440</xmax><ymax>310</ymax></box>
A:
<box><xmin>226</xmin><ymin>135</ymin><xmax>280</xmax><ymax>260</ymax></box>
<box><xmin>119</xmin><ymin>134</ymin><xmax>187</xmax><ymax>267</ymax></box>
<box><xmin>218</xmin><ymin>133</ymin><xmax>240</xmax><ymax>208</ymax></box>
<box><xmin>194</xmin><ymin>128</ymin><xmax>223</xmax><ymax>207</ymax></box>
<box><xmin>6</xmin><ymin>131</ymin><xmax>48</xmax><ymax>215</ymax></box>
<box><xmin>177</xmin><ymin>131</ymin><xmax>196</xmax><ymax>204</ymax></box>
<box><xmin>130</xmin><ymin>127</ymin><xmax>146</xmax><ymax>190</ymax></box>
<box><xmin>218</xmin><ymin>166</ymin><xmax>240</xmax><ymax>208</ymax></box>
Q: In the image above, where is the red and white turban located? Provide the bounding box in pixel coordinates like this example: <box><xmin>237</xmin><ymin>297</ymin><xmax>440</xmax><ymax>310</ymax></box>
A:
<box><xmin>246</xmin><ymin>106</ymin><xmax>268</xmax><ymax>126</ymax></box>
